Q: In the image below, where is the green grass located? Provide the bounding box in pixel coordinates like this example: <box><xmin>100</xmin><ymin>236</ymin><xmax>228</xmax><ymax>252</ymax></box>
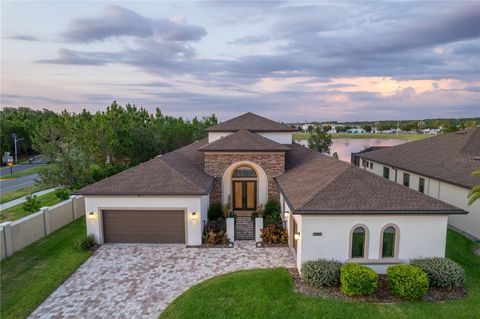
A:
<box><xmin>161</xmin><ymin>229</ymin><xmax>479</xmax><ymax>319</ymax></box>
<box><xmin>0</xmin><ymin>218</ymin><xmax>92</xmax><ymax>319</ymax></box>
<box><xmin>293</xmin><ymin>132</ymin><xmax>432</xmax><ymax>141</ymax></box>
<box><xmin>0</xmin><ymin>184</ymin><xmax>51</xmax><ymax>204</ymax></box>
<box><xmin>0</xmin><ymin>164</ymin><xmax>50</xmax><ymax>179</ymax></box>
<box><xmin>0</xmin><ymin>191</ymin><xmax>63</xmax><ymax>222</ymax></box>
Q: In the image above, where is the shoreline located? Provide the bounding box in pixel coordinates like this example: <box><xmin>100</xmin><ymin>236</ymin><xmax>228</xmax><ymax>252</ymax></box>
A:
<box><xmin>293</xmin><ymin>132</ymin><xmax>432</xmax><ymax>141</ymax></box>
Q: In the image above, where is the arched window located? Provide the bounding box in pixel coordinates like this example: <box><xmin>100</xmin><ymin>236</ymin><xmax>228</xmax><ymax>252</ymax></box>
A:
<box><xmin>381</xmin><ymin>225</ymin><xmax>398</xmax><ymax>258</ymax></box>
<box><xmin>232</xmin><ymin>166</ymin><xmax>257</xmax><ymax>178</ymax></box>
<box><xmin>350</xmin><ymin>226</ymin><xmax>368</xmax><ymax>258</ymax></box>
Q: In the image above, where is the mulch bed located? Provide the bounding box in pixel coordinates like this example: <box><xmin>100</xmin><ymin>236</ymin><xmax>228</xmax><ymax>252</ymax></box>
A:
<box><xmin>288</xmin><ymin>268</ymin><xmax>464</xmax><ymax>303</ymax></box>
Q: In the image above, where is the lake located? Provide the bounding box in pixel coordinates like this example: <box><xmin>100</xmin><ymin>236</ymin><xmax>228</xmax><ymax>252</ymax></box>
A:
<box><xmin>295</xmin><ymin>138</ymin><xmax>408</xmax><ymax>162</ymax></box>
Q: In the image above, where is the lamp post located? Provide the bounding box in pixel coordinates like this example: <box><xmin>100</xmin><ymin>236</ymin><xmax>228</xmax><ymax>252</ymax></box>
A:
<box><xmin>12</xmin><ymin>133</ymin><xmax>24</xmax><ymax>163</ymax></box>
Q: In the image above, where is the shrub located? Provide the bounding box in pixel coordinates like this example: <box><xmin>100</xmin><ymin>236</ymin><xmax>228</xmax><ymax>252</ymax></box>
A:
<box><xmin>208</xmin><ymin>203</ymin><xmax>224</xmax><ymax>220</ymax></box>
<box><xmin>340</xmin><ymin>264</ymin><xmax>378</xmax><ymax>296</ymax></box>
<box><xmin>203</xmin><ymin>230</ymin><xmax>229</xmax><ymax>245</ymax></box>
<box><xmin>75</xmin><ymin>234</ymin><xmax>97</xmax><ymax>251</ymax></box>
<box><xmin>260</xmin><ymin>224</ymin><xmax>288</xmax><ymax>244</ymax></box>
<box><xmin>54</xmin><ymin>187</ymin><xmax>71</xmax><ymax>201</ymax></box>
<box><xmin>23</xmin><ymin>195</ymin><xmax>42</xmax><ymax>213</ymax></box>
<box><xmin>263</xmin><ymin>200</ymin><xmax>281</xmax><ymax>222</ymax></box>
<box><xmin>301</xmin><ymin>259</ymin><xmax>342</xmax><ymax>288</ymax></box>
<box><xmin>387</xmin><ymin>264</ymin><xmax>429</xmax><ymax>300</ymax></box>
<box><xmin>411</xmin><ymin>257</ymin><xmax>465</xmax><ymax>289</ymax></box>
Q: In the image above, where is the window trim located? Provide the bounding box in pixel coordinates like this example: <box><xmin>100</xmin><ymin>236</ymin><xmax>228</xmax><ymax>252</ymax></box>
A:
<box><xmin>379</xmin><ymin>223</ymin><xmax>400</xmax><ymax>259</ymax></box>
<box><xmin>348</xmin><ymin>224</ymin><xmax>369</xmax><ymax>259</ymax></box>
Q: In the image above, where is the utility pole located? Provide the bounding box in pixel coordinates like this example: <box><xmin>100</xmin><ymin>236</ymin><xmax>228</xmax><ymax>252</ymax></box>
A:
<box><xmin>12</xmin><ymin>133</ymin><xmax>24</xmax><ymax>162</ymax></box>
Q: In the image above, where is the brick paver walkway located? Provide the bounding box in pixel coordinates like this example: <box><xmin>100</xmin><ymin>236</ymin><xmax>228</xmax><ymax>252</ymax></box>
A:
<box><xmin>30</xmin><ymin>242</ymin><xmax>295</xmax><ymax>319</ymax></box>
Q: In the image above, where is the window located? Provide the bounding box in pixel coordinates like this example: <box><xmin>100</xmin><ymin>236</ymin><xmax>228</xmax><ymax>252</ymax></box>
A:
<box><xmin>403</xmin><ymin>173</ymin><xmax>410</xmax><ymax>187</ymax></box>
<box><xmin>351</xmin><ymin>226</ymin><xmax>367</xmax><ymax>258</ymax></box>
<box><xmin>369</xmin><ymin>162</ymin><xmax>373</xmax><ymax>169</ymax></box>
<box><xmin>383</xmin><ymin>167</ymin><xmax>390</xmax><ymax>179</ymax></box>
<box><xmin>419</xmin><ymin>178</ymin><xmax>425</xmax><ymax>193</ymax></box>
<box><xmin>381</xmin><ymin>226</ymin><xmax>397</xmax><ymax>258</ymax></box>
<box><xmin>232</xmin><ymin>166</ymin><xmax>257</xmax><ymax>178</ymax></box>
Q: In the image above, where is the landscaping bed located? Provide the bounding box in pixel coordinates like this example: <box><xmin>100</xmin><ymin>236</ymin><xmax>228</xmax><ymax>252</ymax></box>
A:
<box><xmin>289</xmin><ymin>268</ymin><xmax>465</xmax><ymax>303</ymax></box>
<box><xmin>256</xmin><ymin>242</ymin><xmax>288</xmax><ymax>248</ymax></box>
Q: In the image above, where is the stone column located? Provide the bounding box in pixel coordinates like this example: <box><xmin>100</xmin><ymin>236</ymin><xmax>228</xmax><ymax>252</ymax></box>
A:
<box><xmin>255</xmin><ymin>217</ymin><xmax>263</xmax><ymax>242</ymax></box>
<box><xmin>226</xmin><ymin>217</ymin><xmax>235</xmax><ymax>242</ymax></box>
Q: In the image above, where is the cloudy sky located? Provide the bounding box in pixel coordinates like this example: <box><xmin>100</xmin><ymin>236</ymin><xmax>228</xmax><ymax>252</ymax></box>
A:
<box><xmin>1</xmin><ymin>1</ymin><xmax>479</xmax><ymax>121</ymax></box>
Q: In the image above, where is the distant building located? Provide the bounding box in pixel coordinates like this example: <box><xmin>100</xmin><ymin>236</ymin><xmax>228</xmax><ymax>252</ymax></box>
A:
<box><xmin>347</xmin><ymin>128</ymin><xmax>366</xmax><ymax>134</ymax></box>
<box><xmin>354</xmin><ymin>128</ymin><xmax>480</xmax><ymax>240</ymax></box>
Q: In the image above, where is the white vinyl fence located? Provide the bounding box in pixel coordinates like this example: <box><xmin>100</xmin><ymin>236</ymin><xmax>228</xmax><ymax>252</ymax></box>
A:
<box><xmin>0</xmin><ymin>196</ymin><xmax>85</xmax><ymax>260</ymax></box>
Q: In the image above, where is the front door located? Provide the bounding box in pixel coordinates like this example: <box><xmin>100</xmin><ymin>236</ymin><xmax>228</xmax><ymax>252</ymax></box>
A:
<box><xmin>233</xmin><ymin>181</ymin><xmax>257</xmax><ymax>210</ymax></box>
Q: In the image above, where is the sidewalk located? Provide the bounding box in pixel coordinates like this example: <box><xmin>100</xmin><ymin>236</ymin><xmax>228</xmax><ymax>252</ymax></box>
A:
<box><xmin>1</xmin><ymin>187</ymin><xmax>57</xmax><ymax>210</ymax></box>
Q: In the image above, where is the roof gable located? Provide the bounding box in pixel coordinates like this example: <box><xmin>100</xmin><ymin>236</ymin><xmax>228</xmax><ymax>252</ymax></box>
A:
<box><xmin>199</xmin><ymin>129</ymin><xmax>291</xmax><ymax>152</ymax></box>
<box><xmin>205</xmin><ymin>112</ymin><xmax>295</xmax><ymax>132</ymax></box>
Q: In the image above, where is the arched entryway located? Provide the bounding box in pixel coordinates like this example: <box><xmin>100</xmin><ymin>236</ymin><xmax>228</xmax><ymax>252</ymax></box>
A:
<box><xmin>232</xmin><ymin>165</ymin><xmax>257</xmax><ymax>211</ymax></box>
<box><xmin>221</xmin><ymin>161</ymin><xmax>268</xmax><ymax>211</ymax></box>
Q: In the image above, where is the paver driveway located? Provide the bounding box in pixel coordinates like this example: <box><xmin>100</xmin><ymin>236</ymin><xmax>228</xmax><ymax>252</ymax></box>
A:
<box><xmin>30</xmin><ymin>242</ymin><xmax>295</xmax><ymax>319</ymax></box>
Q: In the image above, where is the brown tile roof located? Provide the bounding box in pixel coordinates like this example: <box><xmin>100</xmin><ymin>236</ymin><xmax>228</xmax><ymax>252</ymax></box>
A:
<box><xmin>358</xmin><ymin>128</ymin><xmax>480</xmax><ymax>188</ymax></box>
<box><xmin>276</xmin><ymin>143</ymin><xmax>465</xmax><ymax>214</ymax></box>
<box><xmin>76</xmin><ymin>139</ymin><xmax>214</xmax><ymax>195</ymax></box>
<box><xmin>198</xmin><ymin>129</ymin><xmax>291</xmax><ymax>152</ymax></box>
<box><xmin>205</xmin><ymin>112</ymin><xmax>295</xmax><ymax>132</ymax></box>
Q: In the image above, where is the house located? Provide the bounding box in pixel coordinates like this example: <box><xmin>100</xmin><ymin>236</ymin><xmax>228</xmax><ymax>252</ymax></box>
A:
<box><xmin>77</xmin><ymin>112</ymin><xmax>465</xmax><ymax>272</ymax></box>
<box><xmin>354</xmin><ymin>128</ymin><xmax>480</xmax><ymax>240</ymax></box>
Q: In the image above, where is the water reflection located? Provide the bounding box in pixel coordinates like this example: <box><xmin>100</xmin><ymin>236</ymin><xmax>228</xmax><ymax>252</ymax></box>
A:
<box><xmin>294</xmin><ymin>138</ymin><xmax>408</xmax><ymax>162</ymax></box>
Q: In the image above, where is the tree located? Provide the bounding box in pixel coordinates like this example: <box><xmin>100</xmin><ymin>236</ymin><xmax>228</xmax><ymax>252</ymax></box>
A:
<box><xmin>464</xmin><ymin>120</ymin><xmax>477</xmax><ymax>128</ymax></box>
<box><xmin>308</xmin><ymin>126</ymin><xmax>333</xmax><ymax>154</ymax></box>
<box><xmin>468</xmin><ymin>170</ymin><xmax>480</xmax><ymax>205</ymax></box>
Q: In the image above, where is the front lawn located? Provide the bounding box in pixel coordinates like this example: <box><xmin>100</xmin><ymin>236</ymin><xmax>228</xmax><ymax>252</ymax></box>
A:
<box><xmin>161</xmin><ymin>229</ymin><xmax>479</xmax><ymax>319</ymax></box>
<box><xmin>0</xmin><ymin>218</ymin><xmax>92</xmax><ymax>319</ymax></box>
<box><xmin>0</xmin><ymin>191</ymin><xmax>63</xmax><ymax>222</ymax></box>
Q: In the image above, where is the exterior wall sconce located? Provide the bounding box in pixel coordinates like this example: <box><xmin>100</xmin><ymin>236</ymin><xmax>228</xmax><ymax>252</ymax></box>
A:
<box><xmin>191</xmin><ymin>212</ymin><xmax>198</xmax><ymax>220</ymax></box>
<box><xmin>294</xmin><ymin>232</ymin><xmax>301</xmax><ymax>241</ymax></box>
<box><xmin>88</xmin><ymin>211</ymin><xmax>95</xmax><ymax>220</ymax></box>
<box><xmin>284</xmin><ymin>211</ymin><xmax>289</xmax><ymax>219</ymax></box>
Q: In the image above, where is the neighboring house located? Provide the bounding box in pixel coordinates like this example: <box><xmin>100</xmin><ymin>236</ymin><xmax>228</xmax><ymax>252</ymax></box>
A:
<box><xmin>355</xmin><ymin>128</ymin><xmax>480</xmax><ymax>240</ymax></box>
<box><xmin>77</xmin><ymin>112</ymin><xmax>465</xmax><ymax>272</ymax></box>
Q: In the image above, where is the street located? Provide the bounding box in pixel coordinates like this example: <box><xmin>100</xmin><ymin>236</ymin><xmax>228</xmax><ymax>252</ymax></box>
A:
<box><xmin>0</xmin><ymin>173</ymin><xmax>40</xmax><ymax>195</ymax></box>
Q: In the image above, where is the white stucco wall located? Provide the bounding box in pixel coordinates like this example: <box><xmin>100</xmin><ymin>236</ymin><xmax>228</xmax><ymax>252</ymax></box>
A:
<box><xmin>361</xmin><ymin>159</ymin><xmax>480</xmax><ymax>239</ymax></box>
<box><xmin>296</xmin><ymin>214</ymin><xmax>448</xmax><ymax>273</ymax></box>
<box><xmin>209</xmin><ymin>131</ymin><xmax>292</xmax><ymax>144</ymax></box>
<box><xmin>208</xmin><ymin>132</ymin><xmax>233</xmax><ymax>143</ymax></box>
<box><xmin>257</xmin><ymin>132</ymin><xmax>292</xmax><ymax>144</ymax></box>
<box><xmin>84</xmin><ymin>195</ymin><xmax>206</xmax><ymax>245</ymax></box>
<box><xmin>221</xmin><ymin>160</ymin><xmax>269</xmax><ymax>206</ymax></box>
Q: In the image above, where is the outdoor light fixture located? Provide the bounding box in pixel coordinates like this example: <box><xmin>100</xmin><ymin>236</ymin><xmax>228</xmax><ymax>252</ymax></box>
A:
<box><xmin>294</xmin><ymin>232</ymin><xmax>301</xmax><ymax>241</ymax></box>
<box><xmin>191</xmin><ymin>212</ymin><xmax>198</xmax><ymax>220</ymax></box>
<box><xmin>88</xmin><ymin>212</ymin><xmax>95</xmax><ymax>220</ymax></box>
<box><xmin>284</xmin><ymin>211</ymin><xmax>289</xmax><ymax>219</ymax></box>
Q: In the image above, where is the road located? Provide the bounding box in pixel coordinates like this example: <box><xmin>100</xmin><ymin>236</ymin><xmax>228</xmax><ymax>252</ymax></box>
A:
<box><xmin>0</xmin><ymin>173</ymin><xmax>40</xmax><ymax>195</ymax></box>
<box><xmin>1</xmin><ymin>157</ymin><xmax>46</xmax><ymax>177</ymax></box>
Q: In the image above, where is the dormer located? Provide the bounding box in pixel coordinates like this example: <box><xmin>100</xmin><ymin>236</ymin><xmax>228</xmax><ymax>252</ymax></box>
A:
<box><xmin>205</xmin><ymin>112</ymin><xmax>295</xmax><ymax>144</ymax></box>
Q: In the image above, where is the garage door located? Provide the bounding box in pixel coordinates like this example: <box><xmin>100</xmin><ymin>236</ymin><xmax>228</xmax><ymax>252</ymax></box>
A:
<box><xmin>102</xmin><ymin>210</ymin><xmax>185</xmax><ymax>243</ymax></box>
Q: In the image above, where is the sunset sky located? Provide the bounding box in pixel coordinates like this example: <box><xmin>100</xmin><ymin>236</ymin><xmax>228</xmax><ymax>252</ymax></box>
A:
<box><xmin>1</xmin><ymin>1</ymin><xmax>479</xmax><ymax>121</ymax></box>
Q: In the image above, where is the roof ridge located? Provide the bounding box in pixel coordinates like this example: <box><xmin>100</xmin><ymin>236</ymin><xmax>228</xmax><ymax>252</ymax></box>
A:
<box><xmin>297</xmin><ymin>159</ymin><xmax>351</xmax><ymax>209</ymax></box>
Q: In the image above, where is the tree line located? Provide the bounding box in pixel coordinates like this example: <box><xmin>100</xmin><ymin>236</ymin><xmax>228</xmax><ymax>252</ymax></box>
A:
<box><xmin>0</xmin><ymin>102</ymin><xmax>217</xmax><ymax>189</ymax></box>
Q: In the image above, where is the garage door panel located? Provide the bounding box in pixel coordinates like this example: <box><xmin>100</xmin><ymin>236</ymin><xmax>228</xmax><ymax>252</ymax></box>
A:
<box><xmin>103</xmin><ymin>210</ymin><xmax>185</xmax><ymax>243</ymax></box>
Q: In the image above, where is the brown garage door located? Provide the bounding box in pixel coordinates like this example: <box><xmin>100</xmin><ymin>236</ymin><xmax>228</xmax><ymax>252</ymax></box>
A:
<box><xmin>102</xmin><ymin>210</ymin><xmax>185</xmax><ymax>243</ymax></box>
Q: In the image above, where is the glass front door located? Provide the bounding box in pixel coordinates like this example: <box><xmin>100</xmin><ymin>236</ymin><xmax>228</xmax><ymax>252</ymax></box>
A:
<box><xmin>233</xmin><ymin>181</ymin><xmax>257</xmax><ymax>210</ymax></box>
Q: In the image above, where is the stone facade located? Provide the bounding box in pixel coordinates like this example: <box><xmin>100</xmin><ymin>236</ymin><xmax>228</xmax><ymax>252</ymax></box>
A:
<box><xmin>204</xmin><ymin>152</ymin><xmax>286</xmax><ymax>204</ymax></box>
